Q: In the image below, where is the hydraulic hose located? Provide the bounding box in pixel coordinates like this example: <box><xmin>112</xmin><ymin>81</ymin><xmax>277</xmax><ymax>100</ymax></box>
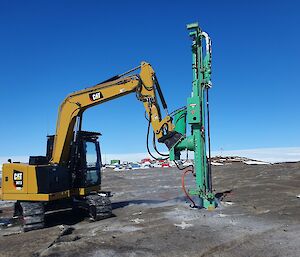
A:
<box><xmin>146</xmin><ymin>112</ymin><xmax>168</xmax><ymax>161</ymax></box>
<box><xmin>181</xmin><ymin>168</ymin><xmax>196</xmax><ymax>208</ymax></box>
<box><xmin>153</xmin><ymin>132</ymin><xmax>169</xmax><ymax>157</ymax></box>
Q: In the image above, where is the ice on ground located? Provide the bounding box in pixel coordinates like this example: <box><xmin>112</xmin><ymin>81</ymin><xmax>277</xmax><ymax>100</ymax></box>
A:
<box><xmin>218</xmin><ymin>213</ymin><xmax>229</xmax><ymax>217</ymax></box>
<box><xmin>174</xmin><ymin>221</ymin><xmax>193</xmax><ymax>229</ymax></box>
<box><xmin>132</xmin><ymin>211</ymin><xmax>143</xmax><ymax>216</ymax></box>
<box><xmin>221</xmin><ymin>201</ymin><xmax>234</xmax><ymax>206</ymax></box>
<box><xmin>130</xmin><ymin>218</ymin><xmax>144</xmax><ymax>224</ymax></box>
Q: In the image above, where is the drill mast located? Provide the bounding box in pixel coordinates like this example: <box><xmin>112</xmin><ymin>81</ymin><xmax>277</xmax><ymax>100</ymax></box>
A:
<box><xmin>170</xmin><ymin>22</ymin><xmax>216</xmax><ymax>209</ymax></box>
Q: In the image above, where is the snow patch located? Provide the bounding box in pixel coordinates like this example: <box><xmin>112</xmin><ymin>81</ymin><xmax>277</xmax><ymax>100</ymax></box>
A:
<box><xmin>174</xmin><ymin>221</ymin><xmax>193</xmax><ymax>229</ymax></box>
<box><xmin>211</xmin><ymin>162</ymin><xmax>224</xmax><ymax>166</ymax></box>
<box><xmin>243</xmin><ymin>160</ymin><xmax>271</xmax><ymax>165</ymax></box>
<box><xmin>221</xmin><ymin>201</ymin><xmax>234</xmax><ymax>206</ymax></box>
<box><xmin>218</xmin><ymin>213</ymin><xmax>229</xmax><ymax>217</ymax></box>
<box><xmin>130</xmin><ymin>218</ymin><xmax>144</xmax><ymax>224</ymax></box>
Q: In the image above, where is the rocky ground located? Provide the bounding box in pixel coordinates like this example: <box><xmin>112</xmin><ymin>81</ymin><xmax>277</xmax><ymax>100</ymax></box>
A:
<box><xmin>0</xmin><ymin>162</ymin><xmax>300</xmax><ymax>257</ymax></box>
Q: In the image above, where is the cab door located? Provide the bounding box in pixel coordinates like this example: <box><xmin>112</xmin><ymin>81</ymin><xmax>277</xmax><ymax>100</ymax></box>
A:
<box><xmin>83</xmin><ymin>139</ymin><xmax>101</xmax><ymax>187</ymax></box>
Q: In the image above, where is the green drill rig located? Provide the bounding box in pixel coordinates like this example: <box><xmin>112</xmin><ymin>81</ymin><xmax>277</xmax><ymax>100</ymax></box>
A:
<box><xmin>169</xmin><ymin>22</ymin><xmax>216</xmax><ymax>209</ymax></box>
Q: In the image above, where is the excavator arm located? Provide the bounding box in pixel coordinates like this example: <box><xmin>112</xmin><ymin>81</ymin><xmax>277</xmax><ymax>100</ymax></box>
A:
<box><xmin>51</xmin><ymin>62</ymin><xmax>182</xmax><ymax>165</ymax></box>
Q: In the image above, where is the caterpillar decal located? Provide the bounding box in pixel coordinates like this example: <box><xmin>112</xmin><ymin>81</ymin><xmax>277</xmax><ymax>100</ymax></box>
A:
<box><xmin>89</xmin><ymin>91</ymin><xmax>103</xmax><ymax>101</ymax></box>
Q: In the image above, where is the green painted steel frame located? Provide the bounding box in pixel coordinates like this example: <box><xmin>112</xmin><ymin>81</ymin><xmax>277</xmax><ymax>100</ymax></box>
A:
<box><xmin>170</xmin><ymin>22</ymin><xmax>216</xmax><ymax>209</ymax></box>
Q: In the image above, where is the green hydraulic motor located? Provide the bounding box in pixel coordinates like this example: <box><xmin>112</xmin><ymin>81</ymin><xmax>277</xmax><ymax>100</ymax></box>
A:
<box><xmin>169</xmin><ymin>22</ymin><xmax>216</xmax><ymax>210</ymax></box>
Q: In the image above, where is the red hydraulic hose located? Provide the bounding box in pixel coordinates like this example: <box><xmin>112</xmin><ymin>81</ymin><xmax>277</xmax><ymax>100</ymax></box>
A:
<box><xmin>181</xmin><ymin>168</ymin><xmax>196</xmax><ymax>208</ymax></box>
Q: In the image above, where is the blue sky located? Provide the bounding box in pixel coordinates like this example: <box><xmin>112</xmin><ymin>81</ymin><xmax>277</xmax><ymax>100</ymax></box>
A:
<box><xmin>0</xmin><ymin>0</ymin><xmax>299</xmax><ymax>157</ymax></box>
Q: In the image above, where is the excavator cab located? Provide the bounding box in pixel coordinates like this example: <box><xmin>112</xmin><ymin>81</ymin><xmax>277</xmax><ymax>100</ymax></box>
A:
<box><xmin>46</xmin><ymin>131</ymin><xmax>102</xmax><ymax>189</ymax></box>
<box><xmin>74</xmin><ymin>131</ymin><xmax>102</xmax><ymax>188</ymax></box>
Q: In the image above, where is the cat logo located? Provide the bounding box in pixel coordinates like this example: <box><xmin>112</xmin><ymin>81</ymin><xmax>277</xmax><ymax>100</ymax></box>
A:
<box><xmin>89</xmin><ymin>91</ymin><xmax>103</xmax><ymax>101</ymax></box>
<box><xmin>13</xmin><ymin>170</ymin><xmax>23</xmax><ymax>190</ymax></box>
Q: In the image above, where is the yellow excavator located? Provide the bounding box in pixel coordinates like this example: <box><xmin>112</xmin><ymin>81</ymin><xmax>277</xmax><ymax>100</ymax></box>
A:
<box><xmin>0</xmin><ymin>62</ymin><xmax>182</xmax><ymax>231</ymax></box>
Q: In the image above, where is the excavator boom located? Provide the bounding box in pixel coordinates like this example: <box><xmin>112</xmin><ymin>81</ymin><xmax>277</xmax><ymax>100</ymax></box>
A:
<box><xmin>51</xmin><ymin>62</ymin><xmax>181</xmax><ymax>165</ymax></box>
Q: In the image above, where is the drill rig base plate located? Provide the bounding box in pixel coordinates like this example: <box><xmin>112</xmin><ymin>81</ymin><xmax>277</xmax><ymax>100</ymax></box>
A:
<box><xmin>203</xmin><ymin>199</ymin><xmax>217</xmax><ymax>210</ymax></box>
<box><xmin>189</xmin><ymin>189</ymin><xmax>217</xmax><ymax>210</ymax></box>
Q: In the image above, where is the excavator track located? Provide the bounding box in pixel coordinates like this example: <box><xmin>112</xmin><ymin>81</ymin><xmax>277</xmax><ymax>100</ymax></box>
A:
<box><xmin>20</xmin><ymin>202</ymin><xmax>45</xmax><ymax>232</ymax></box>
<box><xmin>86</xmin><ymin>194</ymin><xmax>112</xmax><ymax>221</ymax></box>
